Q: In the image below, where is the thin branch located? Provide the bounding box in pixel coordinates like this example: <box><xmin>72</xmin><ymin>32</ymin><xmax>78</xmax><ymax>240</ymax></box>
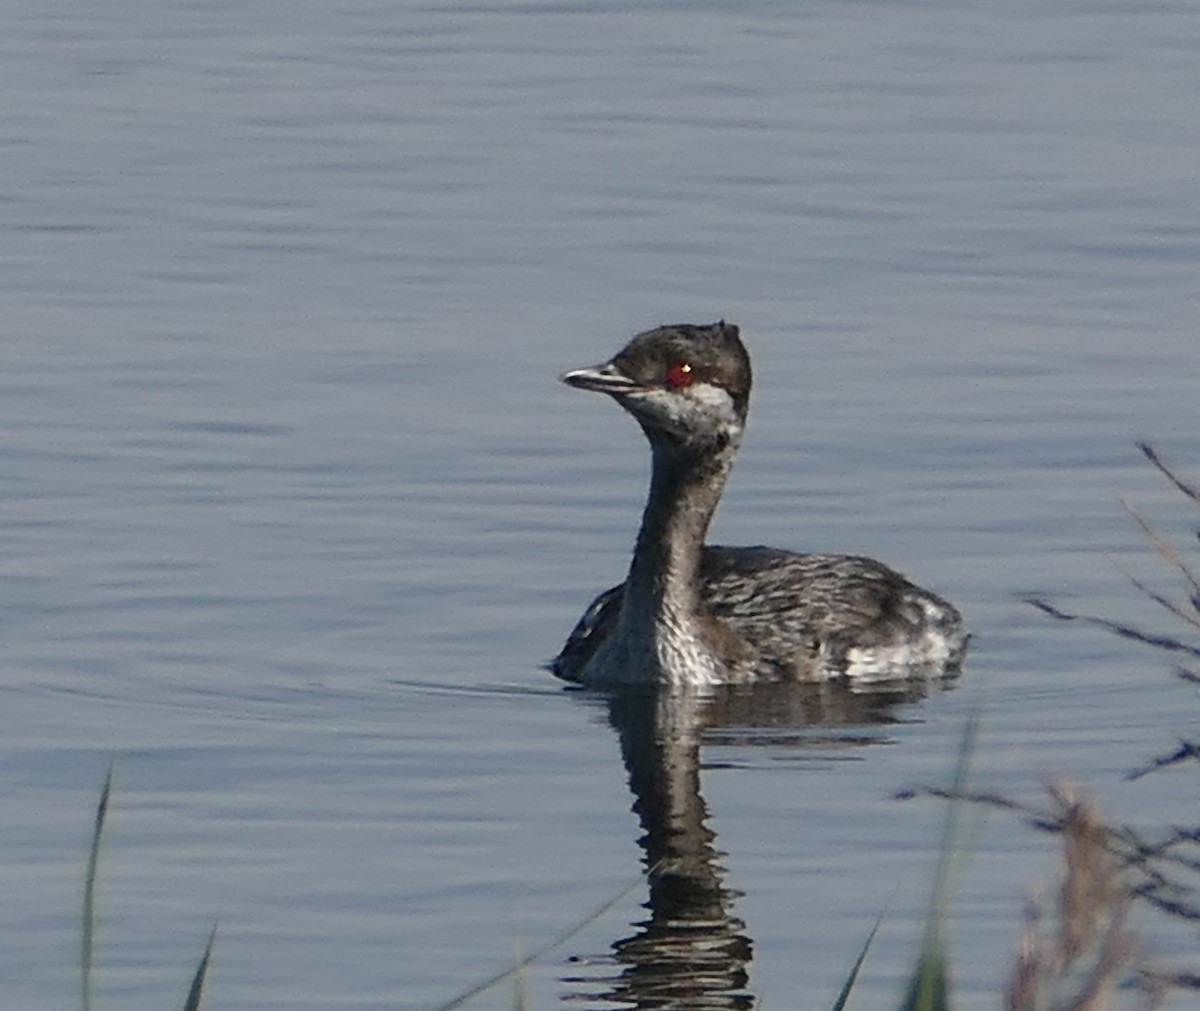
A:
<box><xmin>1024</xmin><ymin>598</ymin><xmax>1200</xmax><ymax>660</ymax></box>
<box><xmin>1138</xmin><ymin>441</ymin><xmax>1200</xmax><ymax>505</ymax></box>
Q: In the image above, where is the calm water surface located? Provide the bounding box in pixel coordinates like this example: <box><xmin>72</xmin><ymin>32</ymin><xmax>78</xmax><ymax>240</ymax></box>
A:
<box><xmin>2</xmin><ymin>1</ymin><xmax>1198</xmax><ymax>1008</ymax></box>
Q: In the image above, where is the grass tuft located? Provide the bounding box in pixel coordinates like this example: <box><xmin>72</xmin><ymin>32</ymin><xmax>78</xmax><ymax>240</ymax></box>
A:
<box><xmin>79</xmin><ymin>764</ymin><xmax>217</xmax><ymax>1011</ymax></box>
<box><xmin>898</xmin><ymin>713</ymin><xmax>978</xmax><ymax>1011</ymax></box>
<box><xmin>182</xmin><ymin>924</ymin><xmax>217</xmax><ymax>1011</ymax></box>
<box><xmin>831</xmin><ymin>911</ymin><xmax>884</xmax><ymax>1011</ymax></box>
<box><xmin>82</xmin><ymin>761</ymin><xmax>114</xmax><ymax>1011</ymax></box>
<box><xmin>431</xmin><ymin>861</ymin><xmax>661</xmax><ymax>1011</ymax></box>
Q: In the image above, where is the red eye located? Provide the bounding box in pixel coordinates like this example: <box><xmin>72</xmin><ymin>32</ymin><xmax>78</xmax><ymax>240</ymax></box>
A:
<box><xmin>665</xmin><ymin>362</ymin><xmax>695</xmax><ymax>388</ymax></box>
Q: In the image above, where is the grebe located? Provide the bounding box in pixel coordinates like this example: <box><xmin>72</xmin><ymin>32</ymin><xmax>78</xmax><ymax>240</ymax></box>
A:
<box><xmin>551</xmin><ymin>321</ymin><xmax>966</xmax><ymax>688</ymax></box>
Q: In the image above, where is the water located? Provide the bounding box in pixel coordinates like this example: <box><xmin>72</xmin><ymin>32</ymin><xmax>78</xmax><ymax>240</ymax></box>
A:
<box><xmin>2</xmin><ymin>0</ymin><xmax>1198</xmax><ymax>1007</ymax></box>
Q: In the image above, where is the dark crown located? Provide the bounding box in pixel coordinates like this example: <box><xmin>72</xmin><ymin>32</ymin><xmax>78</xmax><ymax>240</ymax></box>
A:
<box><xmin>613</xmin><ymin>321</ymin><xmax>751</xmax><ymax>417</ymax></box>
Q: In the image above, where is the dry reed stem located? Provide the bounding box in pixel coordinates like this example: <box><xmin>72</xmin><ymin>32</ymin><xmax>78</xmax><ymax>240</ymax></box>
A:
<box><xmin>1004</xmin><ymin>444</ymin><xmax>1200</xmax><ymax>1007</ymax></box>
<box><xmin>1005</xmin><ymin>783</ymin><xmax>1150</xmax><ymax>1011</ymax></box>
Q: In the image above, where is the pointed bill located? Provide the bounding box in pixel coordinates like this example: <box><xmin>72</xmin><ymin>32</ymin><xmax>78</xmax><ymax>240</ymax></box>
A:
<box><xmin>560</xmin><ymin>361</ymin><xmax>641</xmax><ymax>395</ymax></box>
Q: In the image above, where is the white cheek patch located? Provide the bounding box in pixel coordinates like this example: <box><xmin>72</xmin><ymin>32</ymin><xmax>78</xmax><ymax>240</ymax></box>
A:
<box><xmin>687</xmin><ymin>382</ymin><xmax>740</xmax><ymax>422</ymax></box>
<box><xmin>680</xmin><ymin>382</ymin><xmax>742</xmax><ymax>439</ymax></box>
<box><xmin>624</xmin><ymin>381</ymin><xmax>742</xmax><ymax>441</ymax></box>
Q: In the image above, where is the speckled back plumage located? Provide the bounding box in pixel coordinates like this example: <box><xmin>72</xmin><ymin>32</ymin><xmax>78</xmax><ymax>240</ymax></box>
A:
<box><xmin>552</xmin><ymin>546</ymin><xmax>966</xmax><ymax>684</ymax></box>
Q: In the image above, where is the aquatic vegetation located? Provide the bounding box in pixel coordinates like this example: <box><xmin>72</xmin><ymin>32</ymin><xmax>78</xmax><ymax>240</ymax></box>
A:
<box><xmin>1028</xmin><ymin>443</ymin><xmax>1200</xmax><ymax>978</ymax></box>
<box><xmin>80</xmin><ymin>764</ymin><xmax>216</xmax><ymax>1011</ymax></box>
<box><xmin>1006</xmin><ymin>783</ymin><xmax>1153</xmax><ymax>1011</ymax></box>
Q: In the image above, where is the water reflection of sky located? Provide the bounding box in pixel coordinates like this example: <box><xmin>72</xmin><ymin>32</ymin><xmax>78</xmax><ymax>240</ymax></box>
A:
<box><xmin>2</xmin><ymin>1</ymin><xmax>1198</xmax><ymax>1008</ymax></box>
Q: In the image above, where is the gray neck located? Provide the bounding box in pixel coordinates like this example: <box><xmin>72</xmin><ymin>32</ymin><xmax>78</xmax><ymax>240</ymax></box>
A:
<box><xmin>621</xmin><ymin>437</ymin><xmax>736</xmax><ymax>640</ymax></box>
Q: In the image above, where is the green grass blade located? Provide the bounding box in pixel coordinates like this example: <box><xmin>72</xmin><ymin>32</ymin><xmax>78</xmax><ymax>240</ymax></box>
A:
<box><xmin>182</xmin><ymin>924</ymin><xmax>217</xmax><ymax>1011</ymax></box>
<box><xmin>82</xmin><ymin>762</ymin><xmax>114</xmax><ymax>1011</ymax></box>
<box><xmin>897</xmin><ymin>712</ymin><xmax>980</xmax><ymax>1011</ymax></box>
<box><xmin>431</xmin><ymin>862</ymin><xmax>659</xmax><ymax>1011</ymax></box>
<box><xmin>928</xmin><ymin>710</ymin><xmax>977</xmax><ymax>922</ymax></box>
<box><xmin>830</xmin><ymin>910</ymin><xmax>885</xmax><ymax>1011</ymax></box>
<box><xmin>510</xmin><ymin>942</ymin><xmax>529</xmax><ymax>1011</ymax></box>
<box><xmin>898</xmin><ymin>936</ymin><xmax>950</xmax><ymax>1011</ymax></box>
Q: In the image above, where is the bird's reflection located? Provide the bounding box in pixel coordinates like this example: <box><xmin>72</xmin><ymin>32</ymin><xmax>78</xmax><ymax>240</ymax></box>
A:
<box><xmin>561</xmin><ymin>678</ymin><xmax>950</xmax><ymax>1010</ymax></box>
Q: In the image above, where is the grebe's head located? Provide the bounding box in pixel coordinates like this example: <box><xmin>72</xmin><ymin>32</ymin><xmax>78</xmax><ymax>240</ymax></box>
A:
<box><xmin>561</xmin><ymin>321</ymin><xmax>751</xmax><ymax>453</ymax></box>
